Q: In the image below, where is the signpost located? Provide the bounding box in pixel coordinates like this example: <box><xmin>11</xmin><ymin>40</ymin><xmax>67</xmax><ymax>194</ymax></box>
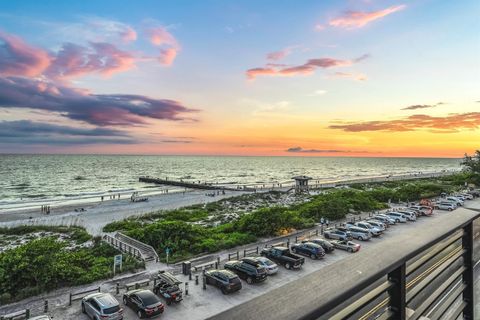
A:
<box><xmin>113</xmin><ymin>254</ymin><xmax>122</xmax><ymax>276</ymax></box>
<box><xmin>165</xmin><ymin>247</ymin><xmax>171</xmax><ymax>266</ymax></box>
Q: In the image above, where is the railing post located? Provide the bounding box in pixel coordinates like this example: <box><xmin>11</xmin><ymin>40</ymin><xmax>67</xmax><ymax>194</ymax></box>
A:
<box><xmin>388</xmin><ymin>263</ymin><xmax>406</xmax><ymax>319</ymax></box>
<box><xmin>44</xmin><ymin>300</ymin><xmax>48</xmax><ymax>313</ymax></box>
<box><xmin>462</xmin><ymin>221</ymin><xmax>474</xmax><ymax>320</ymax></box>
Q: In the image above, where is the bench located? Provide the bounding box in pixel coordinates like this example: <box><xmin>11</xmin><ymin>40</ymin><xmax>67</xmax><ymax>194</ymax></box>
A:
<box><xmin>192</xmin><ymin>260</ymin><xmax>216</xmax><ymax>272</ymax></box>
<box><xmin>69</xmin><ymin>287</ymin><xmax>100</xmax><ymax>306</ymax></box>
<box><xmin>125</xmin><ymin>279</ymin><xmax>150</xmax><ymax>291</ymax></box>
<box><xmin>0</xmin><ymin>309</ymin><xmax>30</xmax><ymax>320</ymax></box>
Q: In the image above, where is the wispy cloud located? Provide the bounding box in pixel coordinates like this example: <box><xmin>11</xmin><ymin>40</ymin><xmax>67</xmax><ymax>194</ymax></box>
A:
<box><xmin>247</xmin><ymin>54</ymin><xmax>369</xmax><ymax>80</ymax></box>
<box><xmin>329</xmin><ymin>112</ymin><xmax>480</xmax><ymax>133</ymax></box>
<box><xmin>308</xmin><ymin>90</ymin><xmax>327</xmax><ymax>96</ymax></box>
<box><xmin>0</xmin><ymin>31</ymin><xmax>50</xmax><ymax>77</ymax></box>
<box><xmin>0</xmin><ymin>120</ymin><xmax>135</xmax><ymax>145</ymax></box>
<box><xmin>266</xmin><ymin>47</ymin><xmax>293</xmax><ymax>61</ymax></box>
<box><xmin>286</xmin><ymin>147</ymin><xmax>369</xmax><ymax>153</ymax></box>
<box><xmin>329</xmin><ymin>5</ymin><xmax>406</xmax><ymax>29</ymax></box>
<box><xmin>401</xmin><ymin>102</ymin><xmax>446</xmax><ymax>110</ymax></box>
<box><xmin>331</xmin><ymin>71</ymin><xmax>367</xmax><ymax>81</ymax></box>
<box><xmin>146</xmin><ymin>26</ymin><xmax>180</xmax><ymax>66</ymax></box>
<box><xmin>47</xmin><ymin>42</ymin><xmax>135</xmax><ymax>79</ymax></box>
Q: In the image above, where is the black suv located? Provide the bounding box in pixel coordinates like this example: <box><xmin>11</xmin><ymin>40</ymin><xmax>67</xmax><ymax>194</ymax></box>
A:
<box><xmin>291</xmin><ymin>242</ymin><xmax>325</xmax><ymax>259</ymax></box>
<box><xmin>205</xmin><ymin>269</ymin><xmax>242</xmax><ymax>294</ymax></box>
<box><xmin>224</xmin><ymin>260</ymin><xmax>268</xmax><ymax>284</ymax></box>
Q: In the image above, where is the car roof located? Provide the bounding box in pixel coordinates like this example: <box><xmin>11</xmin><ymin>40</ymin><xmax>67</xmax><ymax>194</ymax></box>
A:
<box><xmin>216</xmin><ymin>269</ymin><xmax>238</xmax><ymax>279</ymax></box>
<box><xmin>85</xmin><ymin>292</ymin><xmax>118</xmax><ymax>307</ymax></box>
<box><xmin>29</xmin><ymin>316</ymin><xmax>52</xmax><ymax>320</ymax></box>
<box><xmin>302</xmin><ymin>242</ymin><xmax>321</xmax><ymax>247</ymax></box>
<box><xmin>135</xmin><ymin>289</ymin><xmax>157</xmax><ymax>300</ymax></box>
<box><xmin>157</xmin><ymin>271</ymin><xmax>182</xmax><ymax>285</ymax></box>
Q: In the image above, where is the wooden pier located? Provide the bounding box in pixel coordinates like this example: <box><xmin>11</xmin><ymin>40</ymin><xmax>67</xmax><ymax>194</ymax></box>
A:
<box><xmin>139</xmin><ymin>176</ymin><xmax>249</xmax><ymax>191</ymax></box>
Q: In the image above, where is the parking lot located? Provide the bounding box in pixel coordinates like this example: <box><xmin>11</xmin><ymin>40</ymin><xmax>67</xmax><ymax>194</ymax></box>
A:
<box><xmin>38</xmin><ymin>197</ymin><xmax>477</xmax><ymax>320</ymax></box>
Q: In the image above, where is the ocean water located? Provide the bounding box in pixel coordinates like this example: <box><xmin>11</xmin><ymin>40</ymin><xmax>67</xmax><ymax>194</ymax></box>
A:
<box><xmin>0</xmin><ymin>155</ymin><xmax>461</xmax><ymax>210</ymax></box>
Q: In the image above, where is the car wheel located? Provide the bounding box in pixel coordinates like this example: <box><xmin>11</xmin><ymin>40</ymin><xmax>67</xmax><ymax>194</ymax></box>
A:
<box><xmin>123</xmin><ymin>297</ymin><xmax>128</xmax><ymax>305</ymax></box>
<box><xmin>221</xmin><ymin>287</ymin><xmax>228</xmax><ymax>295</ymax></box>
<box><xmin>348</xmin><ymin>248</ymin><xmax>353</xmax><ymax>253</ymax></box>
<box><xmin>285</xmin><ymin>262</ymin><xmax>291</xmax><ymax>270</ymax></box>
<box><xmin>448</xmin><ymin>208</ymin><xmax>452</xmax><ymax>211</ymax></box>
<box><xmin>167</xmin><ymin>299</ymin><xmax>172</xmax><ymax>306</ymax></box>
<box><xmin>137</xmin><ymin>310</ymin><xmax>144</xmax><ymax>319</ymax></box>
<box><xmin>81</xmin><ymin>302</ymin><xmax>86</xmax><ymax>314</ymax></box>
<box><xmin>325</xmin><ymin>234</ymin><xmax>330</xmax><ymax>239</ymax></box>
<box><xmin>246</xmin><ymin>277</ymin><xmax>253</xmax><ymax>284</ymax></box>
<box><xmin>310</xmin><ymin>254</ymin><xmax>316</xmax><ymax>259</ymax></box>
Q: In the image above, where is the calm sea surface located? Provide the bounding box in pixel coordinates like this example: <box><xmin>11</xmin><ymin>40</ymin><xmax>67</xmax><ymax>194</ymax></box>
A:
<box><xmin>0</xmin><ymin>155</ymin><xmax>461</xmax><ymax>209</ymax></box>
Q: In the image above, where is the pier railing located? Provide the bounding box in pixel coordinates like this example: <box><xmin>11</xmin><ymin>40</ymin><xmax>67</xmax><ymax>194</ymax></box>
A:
<box><xmin>209</xmin><ymin>210</ymin><xmax>479</xmax><ymax>320</ymax></box>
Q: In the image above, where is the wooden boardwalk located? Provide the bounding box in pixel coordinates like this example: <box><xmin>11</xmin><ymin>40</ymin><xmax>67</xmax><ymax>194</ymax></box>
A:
<box><xmin>139</xmin><ymin>176</ymin><xmax>252</xmax><ymax>191</ymax></box>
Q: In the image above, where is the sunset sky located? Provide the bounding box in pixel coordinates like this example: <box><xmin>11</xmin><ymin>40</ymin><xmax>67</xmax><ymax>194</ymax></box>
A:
<box><xmin>0</xmin><ymin>0</ymin><xmax>478</xmax><ymax>157</ymax></box>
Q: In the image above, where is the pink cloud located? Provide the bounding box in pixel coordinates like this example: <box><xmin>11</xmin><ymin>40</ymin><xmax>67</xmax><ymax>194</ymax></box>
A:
<box><xmin>329</xmin><ymin>5</ymin><xmax>406</xmax><ymax>29</ymax></box>
<box><xmin>120</xmin><ymin>26</ymin><xmax>137</xmax><ymax>43</ymax></box>
<box><xmin>329</xmin><ymin>113</ymin><xmax>480</xmax><ymax>133</ymax></box>
<box><xmin>158</xmin><ymin>47</ymin><xmax>178</xmax><ymax>66</ymax></box>
<box><xmin>47</xmin><ymin>42</ymin><xmax>135</xmax><ymax>78</ymax></box>
<box><xmin>146</xmin><ymin>27</ymin><xmax>180</xmax><ymax>66</ymax></box>
<box><xmin>266</xmin><ymin>48</ymin><xmax>291</xmax><ymax>61</ymax></box>
<box><xmin>331</xmin><ymin>71</ymin><xmax>367</xmax><ymax>81</ymax></box>
<box><xmin>0</xmin><ymin>31</ymin><xmax>50</xmax><ymax>77</ymax></box>
<box><xmin>246</xmin><ymin>55</ymin><xmax>368</xmax><ymax>80</ymax></box>
<box><xmin>147</xmin><ymin>27</ymin><xmax>178</xmax><ymax>47</ymax></box>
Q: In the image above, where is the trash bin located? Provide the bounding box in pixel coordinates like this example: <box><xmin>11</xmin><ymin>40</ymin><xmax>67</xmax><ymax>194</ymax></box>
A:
<box><xmin>182</xmin><ymin>261</ymin><xmax>191</xmax><ymax>275</ymax></box>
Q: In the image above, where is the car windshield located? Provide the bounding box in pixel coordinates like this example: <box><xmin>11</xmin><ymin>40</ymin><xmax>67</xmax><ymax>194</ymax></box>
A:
<box><xmin>103</xmin><ymin>306</ymin><xmax>120</xmax><ymax>314</ymax></box>
<box><xmin>261</xmin><ymin>259</ymin><xmax>274</xmax><ymax>266</ymax></box>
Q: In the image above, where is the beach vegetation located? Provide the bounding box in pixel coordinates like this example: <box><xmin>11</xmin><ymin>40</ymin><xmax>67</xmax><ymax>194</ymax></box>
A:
<box><xmin>0</xmin><ymin>237</ymin><xmax>142</xmax><ymax>303</ymax></box>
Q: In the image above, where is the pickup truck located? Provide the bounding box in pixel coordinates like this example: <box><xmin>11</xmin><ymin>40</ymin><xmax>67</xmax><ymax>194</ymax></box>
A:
<box><xmin>260</xmin><ymin>246</ymin><xmax>305</xmax><ymax>270</ymax></box>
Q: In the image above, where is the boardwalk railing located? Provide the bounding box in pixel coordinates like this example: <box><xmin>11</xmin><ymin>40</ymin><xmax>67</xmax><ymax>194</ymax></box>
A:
<box><xmin>102</xmin><ymin>234</ymin><xmax>143</xmax><ymax>260</ymax></box>
<box><xmin>210</xmin><ymin>210</ymin><xmax>479</xmax><ymax>320</ymax></box>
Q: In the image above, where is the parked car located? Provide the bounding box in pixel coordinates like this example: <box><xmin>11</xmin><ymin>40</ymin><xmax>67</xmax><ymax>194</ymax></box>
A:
<box><xmin>204</xmin><ymin>269</ymin><xmax>242</xmax><ymax>294</ymax></box>
<box><xmin>385</xmin><ymin>212</ymin><xmax>407</xmax><ymax>223</ymax></box>
<box><xmin>153</xmin><ymin>271</ymin><xmax>183</xmax><ymax>305</ymax></box>
<box><xmin>409</xmin><ymin>205</ymin><xmax>433</xmax><ymax>216</ymax></box>
<box><xmin>224</xmin><ymin>260</ymin><xmax>268</xmax><ymax>283</ymax></box>
<box><xmin>435</xmin><ymin>202</ymin><xmax>456</xmax><ymax>211</ymax></box>
<box><xmin>261</xmin><ymin>246</ymin><xmax>305</xmax><ymax>269</ymax></box>
<box><xmin>346</xmin><ymin>226</ymin><xmax>372</xmax><ymax>241</ymax></box>
<box><xmin>467</xmin><ymin>190</ymin><xmax>480</xmax><ymax>197</ymax></box>
<box><xmin>459</xmin><ymin>193</ymin><xmax>473</xmax><ymax>200</ymax></box>
<box><xmin>291</xmin><ymin>242</ymin><xmax>325</xmax><ymax>259</ymax></box>
<box><xmin>353</xmin><ymin>221</ymin><xmax>383</xmax><ymax>236</ymax></box>
<box><xmin>324</xmin><ymin>228</ymin><xmax>353</xmax><ymax>240</ymax></box>
<box><xmin>302</xmin><ymin>238</ymin><xmax>335</xmax><ymax>253</ymax></box>
<box><xmin>241</xmin><ymin>256</ymin><xmax>279</xmax><ymax>275</ymax></box>
<box><xmin>82</xmin><ymin>292</ymin><xmax>123</xmax><ymax>320</ymax></box>
<box><xmin>365</xmin><ymin>220</ymin><xmax>386</xmax><ymax>231</ymax></box>
<box><xmin>330</xmin><ymin>239</ymin><xmax>361</xmax><ymax>252</ymax></box>
<box><xmin>397</xmin><ymin>210</ymin><xmax>417</xmax><ymax>221</ymax></box>
<box><xmin>445</xmin><ymin>196</ymin><xmax>464</xmax><ymax>206</ymax></box>
<box><xmin>371</xmin><ymin>214</ymin><xmax>396</xmax><ymax>225</ymax></box>
<box><xmin>123</xmin><ymin>289</ymin><xmax>164</xmax><ymax>319</ymax></box>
